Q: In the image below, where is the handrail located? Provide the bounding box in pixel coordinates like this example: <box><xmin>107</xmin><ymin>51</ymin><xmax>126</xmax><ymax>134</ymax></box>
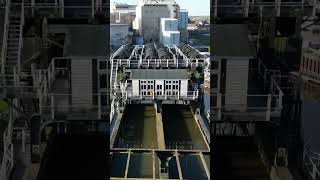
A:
<box><xmin>17</xmin><ymin>0</ymin><xmax>24</xmax><ymax>73</ymax></box>
<box><xmin>1</xmin><ymin>0</ymin><xmax>10</xmax><ymax>75</ymax></box>
<box><xmin>123</xmin><ymin>90</ymin><xmax>199</xmax><ymax>100</ymax></box>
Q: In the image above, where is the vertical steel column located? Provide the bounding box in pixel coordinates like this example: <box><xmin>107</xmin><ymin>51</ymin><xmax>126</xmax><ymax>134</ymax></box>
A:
<box><xmin>54</xmin><ymin>0</ymin><xmax>58</xmax><ymax>14</ymax></box>
<box><xmin>22</xmin><ymin>129</ymin><xmax>26</xmax><ymax>152</ymax></box>
<box><xmin>277</xmin><ymin>0</ymin><xmax>281</xmax><ymax>17</ymax></box>
<box><xmin>91</xmin><ymin>0</ymin><xmax>95</xmax><ymax>18</ymax></box>
<box><xmin>312</xmin><ymin>0</ymin><xmax>317</xmax><ymax>17</ymax></box>
<box><xmin>175</xmin><ymin>151</ymin><xmax>183</xmax><ymax>180</ymax></box>
<box><xmin>124</xmin><ymin>149</ymin><xmax>131</xmax><ymax>178</ymax></box>
<box><xmin>266</xmin><ymin>94</ymin><xmax>271</xmax><ymax>121</ymax></box>
<box><xmin>98</xmin><ymin>92</ymin><xmax>101</xmax><ymax>119</ymax></box>
<box><xmin>51</xmin><ymin>94</ymin><xmax>55</xmax><ymax>120</ymax></box>
<box><xmin>60</xmin><ymin>0</ymin><xmax>64</xmax><ymax>18</ymax></box>
<box><xmin>214</xmin><ymin>0</ymin><xmax>218</xmax><ymax>18</ymax></box>
<box><xmin>217</xmin><ymin>93</ymin><xmax>222</xmax><ymax>120</ymax></box>
<box><xmin>31</xmin><ymin>0</ymin><xmax>35</xmax><ymax>17</ymax></box>
<box><xmin>152</xmin><ymin>151</ymin><xmax>156</xmax><ymax>179</ymax></box>
<box><xmin>245</xmin><ymin>0</ymin><xmax>250</xmax><ymax>17</ymax></box>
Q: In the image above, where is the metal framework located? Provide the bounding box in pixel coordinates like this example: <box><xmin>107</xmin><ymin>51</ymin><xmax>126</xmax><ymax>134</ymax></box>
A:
<box><xmin>110</xmin><ymin>148</ymin><xmax>210</xmax><ymax>180</ymax></box>
<box><xmin>110</xmin><ymin>43</ymin><xmax>209</xmax><ymax>125</ymax></box>
<box><xmin>304</xmin><ymin>150</ymin><xmax>320</xmax><ymax>179</ymax></box>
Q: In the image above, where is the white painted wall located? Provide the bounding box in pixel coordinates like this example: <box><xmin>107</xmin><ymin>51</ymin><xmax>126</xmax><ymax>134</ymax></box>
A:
<box><xmin>155</xmin><ymin>80</ymin><xmax>164</xmax><ymax>95</ymax></box>
<box><xmin>132</xmin><ymin>79</ymin><xmax>139</xmax><ymax>96</ymax></box>
<box><xmin>180</xmin><ymin>80</ymin><xmax>188</xmax><ymax>96</ymax></box>
<box><xmin>130</xmin><ymin>79</ymin><xmax>189</xmax><ymax>97</ymax></box>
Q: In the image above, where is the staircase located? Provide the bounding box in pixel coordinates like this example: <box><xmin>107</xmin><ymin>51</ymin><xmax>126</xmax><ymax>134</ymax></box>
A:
<box><xmin>2</xmin><ymin>0</ymin><xmax>24</xmax><ymax>86</ymax></box>
<box><xmin>110</xmin><ymin>59</ymin><xmax>119</xmax><ymax>91</ymax></box>
<box><xmin>20</xmin><ymin>98</ymin><xmax>38</xmax><ymax>116</ymax></box>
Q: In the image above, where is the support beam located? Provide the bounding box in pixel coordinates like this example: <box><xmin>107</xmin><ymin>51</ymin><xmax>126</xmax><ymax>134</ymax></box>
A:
<box><xmin>51</xmin><ymin>93</ymin><xmax>55</xmax><ymax>120</ymax></box>
<box><xmin>277</xmin><ymin>0</ymin><xmax>281</xmax><ymax>17</ymax></box>
<box><xmin>152</xmin><ymin>150</ymin><xmax>156</xmax><ymax>179</ymax></box>
<box><xmin>154</xmin><ymin>103</ymin><xmax>166</xmax><ymax>150</ymax></box>
<box><xmin>214</xmin><ymin>0</ymin><xmax>218</xmax><ymax>17</ymax></box>
<box><xmin>91</xmin><ymin>0</ymin><xmax>95</xmax><ymax>18</ymax></box>
<box><xmin>245</xmin><ymin>0</ymin><xmax>250</xmax><ymax>17</ymax></box>
<box><xmin>175</xmin><ymin>151</ymin><xmax>183</xmax><ymax>180</ymax></box>
<box><xmin>199</xmin><ymin>153</ymin><xmax>210</xmax><ymax>179</ymax></box>
<box><xmin>124</xmin><ymin>150</ymin><xmax>131</xmax><ymax>178</ymax></box>
<box><xmin>312</xmin><ymin>0</ymin><xmax>317</xmax><ymax>17</ymax></box>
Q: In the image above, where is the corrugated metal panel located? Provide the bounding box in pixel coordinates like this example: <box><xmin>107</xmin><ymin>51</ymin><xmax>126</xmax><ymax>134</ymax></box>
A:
<box><xmin>71</xmin><ymin>59</ymin><xmax>92</xmax><ymax>107</ymax></box>
<box><xmin>225</xmin><ymin>60</ymin><xmax>249</xmax><ymax>107</ymax></box>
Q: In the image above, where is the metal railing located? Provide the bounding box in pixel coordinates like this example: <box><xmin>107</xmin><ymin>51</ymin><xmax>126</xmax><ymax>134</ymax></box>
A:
<box><xmin>1</xmin><ymin>0</ymin><xmax>10</xmax><ymax>75</ymax></box>
<box><xmin>39</xmin><ymin>93</ymin><xmax>108</xmax><ymax>120</ymax></box>
<box><xmin>211</xmin><ymin>93</ymin><xmax>282</xmax><ymax>121</ymax></box>
<box><xmin>123</xmin><ymin>90</ymin><xmax>199</xmax><ymax>101</ymax></box>
<box><xmin>213</xmin><ymin>0</ymin><xmax>318</xmax><ymax>17</ymax></box>
<box><xmin>111</xmin><ymin>44</ymin><xmax>208</xmax><ymax>69</ymax></box>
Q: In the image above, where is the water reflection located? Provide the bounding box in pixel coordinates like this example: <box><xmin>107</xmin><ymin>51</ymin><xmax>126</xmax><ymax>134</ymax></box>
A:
<box><xmin>301</xmin><ymin>82</ymin><xmax>320</xmax><ymax>152</ymax></box>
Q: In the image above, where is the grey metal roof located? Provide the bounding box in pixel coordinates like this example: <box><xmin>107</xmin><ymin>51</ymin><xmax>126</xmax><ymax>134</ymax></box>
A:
<box><xmin>213</xmin><ymin>24</ymin><xmax>255</xmax><ymax>57</ymax></box>
<box><xmin>130</xmin><ymin>69</ymin><xmax>189</xmax><ymax>79</ymax></box>
<box><xmin>66</xmin><ymin>25</ymin><xmax>108</xmax><ymax>57</ymax></box>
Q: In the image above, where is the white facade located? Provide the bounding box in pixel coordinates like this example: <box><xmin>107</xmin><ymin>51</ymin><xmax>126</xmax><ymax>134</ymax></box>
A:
<box><xmin>161</xmin><ymin>31</ymin><xmax>180</xmax><ymax>46</ymax></box>
<box><xmin>134</xmin><ymin>0</ymin><xmax>180</xmax><ymax>42</ymax></box>
<box><xmin>129</xmin><ymin>79</ymin><xmax>188</xmax><ymax>98</ymax></box>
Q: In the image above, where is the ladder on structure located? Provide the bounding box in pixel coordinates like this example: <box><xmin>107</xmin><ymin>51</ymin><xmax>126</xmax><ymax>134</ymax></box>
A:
<box><xmin>2</xmin><ymin>0</ymin><xmax>24</xmax><ymax>86</ymax></box>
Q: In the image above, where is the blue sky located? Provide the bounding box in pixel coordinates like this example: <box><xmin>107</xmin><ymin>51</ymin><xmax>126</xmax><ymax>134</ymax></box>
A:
<box><xmin>111</xmin><ymin>0</ymin><xmax>210</xmax><ymax>16</ymax></box>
